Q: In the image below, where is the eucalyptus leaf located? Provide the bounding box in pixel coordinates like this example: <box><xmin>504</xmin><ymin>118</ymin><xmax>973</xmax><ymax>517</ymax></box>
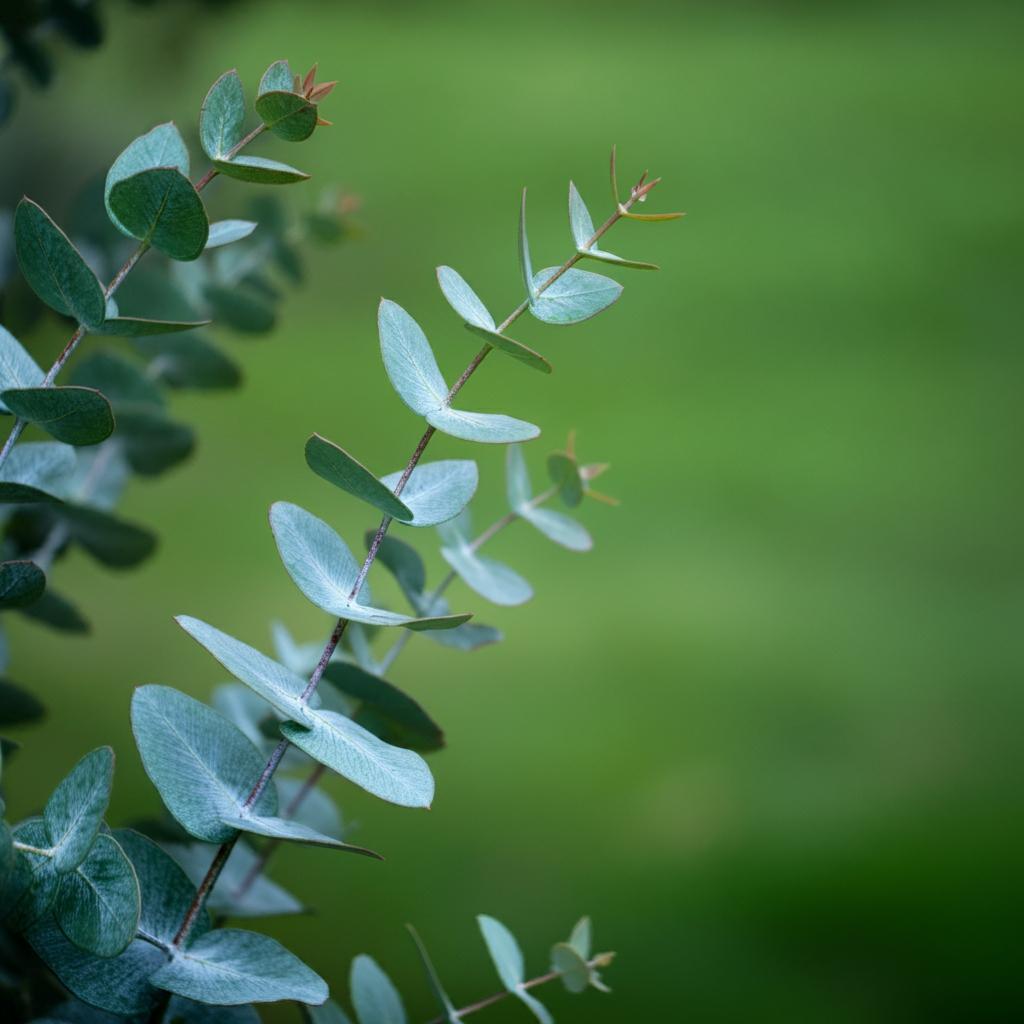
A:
<box><xmin>506</xmin><ymin>446</ymin><xmax>592</xmax><ymax>552</ymax></box>
<box><xmin>200</xmin><ymin>70</ymin><xmax>245</xmax><ymax>161</ymax></box>
<box><xmin>477</xmin><ymin>915</ymin><xmax>552</xmax><ymax>1024</ymax></box>
<box><xmin>438</xmin><ymin>513</ymin><xmax>532</xmax><ymax>606</ymax></box>
<box><xmin>378</xmin><ymin>300</ymin><xmax>539</xmax><ymax>444</ymax></box>
<box><xmin>6</xmin><ymin>819</ymin><xmax>59</xmax><ymax>930</ymax></box>
<box><xmin>305</xmin><ymin>1000</ymin><xmax>354</xmax><ymax>1024</ymax></box>
<box><xmin>280</xmin><ymin>706</ymin><xmax>435</xmax><ymax>809</ymax></box>
<box><xmin>166</xmin><ymin>997</ymin><xmax>262</xmax><ymax>1024</ymax></box>
<box><xmin>518</xmin><ymin>188</ymin><xmax>534</xmax><ymax>298</ymax></box>
<box><xmin>379</xmin><ymin>460</ymin><xmax>478</xmax><ymax>528</ymax></box>
<box><xmin>0</xmin><ymin>559</ymin><xmax>45</xmax><ymax>609</ymax></box>
<box><xmin>350</xmin><ymin>954</ymin><xmax>407</xmax><ymax>1024</ymax></box>
<box><xmin>530</xmin><ymin>266</ymin><xmax>622</xmax><ymax>325</ymax></box>
<box><xmin>57</xmin><ymin>505</ymin><xmax>157</xmax><ymax>568</ymax></box>
<box><xmin>305</xmin><ymin>434</ymin><xmax>413</xmax><ymax>521</ymax></box>
<box><xmin>94</xmin><ymin>316</ymin><xmax>209</xmax><ymax>337</ymax></box>
<box><xmin>269</xmin><ymin>501</ymin><xmax>471</xmax><ymax>631</ymax></box>
<box><xmin>17</xmin><ymin>587</ymin><xmax>89</xmax><ymax>633</ymax></box>
<box><xmin>70</xmin><ymin>350</ymin><xmax>164</xmax><ymax>409</ymax></box>
<box><xmin>206</xmin><ymin>219</ymin><xmax>258</xmax><ymax>249</ymax></box>
<box><xmin>14</xmin><ymin>199</ymin><xmax>105</xmax><ymax>328</ymax></box>
<box><xmin>407</xmin><ymin>926</ymin><xmax>459</xmax><ymax>1022</ymax></box>
<box><xmin>108</xmin><ymin>168</ymin><xmax>209</xmax><ymax>261</ymax></box>
<box><xmin>135</xmin><ymin>333</ymin><xmax>241</xmax><ymax>390</ymax></box>
<box><xmin>0</xmin><ymin>678</ymin><xmax>45</xmax><ymax>725</ymax></box>
<box><xmin>568</xmin><ymin>915</ymin><xmax>591</xmax><ymax>958</ymax></box>
<box><xmin>0</xmin><ymin>386</ymin><xmax>113</xmax><ymax>446</ymax></box>
<box><xmin>462</xmin><ymin>323</ymin><xmax>552</xmax><ymax>374</ymax></box>
<box><xmin>115</xmin><ymin>408</ymin><xmax>195</xmax><ymax>476</ymax></box>
<box><xmin>550</xmin><ymin>943</ymin><xmax>589</xmax><ymax>994</ymax></box>
<box><xmin>547</xmin><ymin>452</ymin><xmax>584</xmax><ymax>507</ymax></box>
<box><xmin>53</xmin><ymin>833</ymin><xmax>140</xmax><ymax>957</ymax></box>
<box><xmin>0</xmin><ymin>440</ymin><xmax>74</xmax><ymax>502</ymax></box>
<box><xmin>568</xmin><ymin>181</ymin><xmax>657</xmax><ymax>269</ymax></box>
<box><xmin>214</xmin><ymin>156</ymin><xmax>310</xmax><ymax>185</ymax></box>
<box><xmin>0</xmin><ymin>324</ymin><xmax>45</xmax><ymax>410</ymax></box>
<box><xmin>276</xmin><ymin>776</ymin><xmax>343</xmax><ymax>839</ymax></box>
<box><xmin>259</xmin><ymin>60</ymin><xmax>293</xmax><ymax>96</ymax></box>
<box><xmin>105</xmin><ymin>122</ymin><xmax>190</xmax><ymax>237</ymax></box>
<box><xmin>256</xmin><ymin>91</ymin><xmax>317</xmax><ymax>142</ymax></box>
<box><xmin>44</xmin><ymin>746</ymin><xmax>113</xmax><ymax>873</ymax></box>
<box><xmin>150</xmin><ymin>927</ymin><xmax>328</xmax><ymax>1006</ymax></box>
<box><xmin>372</xmin><ymin>534</ymin><xmax>427</xmax><ymax>603</ymax></box>
<box><xmin>203</xmin><ymin>284</ymin><xmax>276</xmax><ymax>333</ymax></box>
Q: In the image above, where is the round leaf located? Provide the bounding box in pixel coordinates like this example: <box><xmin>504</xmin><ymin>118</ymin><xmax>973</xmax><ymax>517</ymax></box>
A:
<box><xmin>44</xmin><ymin>746</ymin><xmax>114</xmax><ymax>873</ymax></box>
<box><xmin>108</xmin><ymin>168</ymin><xmax>209</xmax><ymax>260</ymax></box>
<box><xmin>378</xmin><ymin>459</ymin><xmax>478</xmax><ymax>528</ymax></box>
<box><xmin>530</xmin><ymin>266</ymin><xmax>622</xmax><ymax>325</ymax></box>
<box><xmin>255</xmin><ymin>90</ymin><xmax>318</xmax><ymax>142</ymax></box>
<box><xmin>0</xmin><ymin>386</ymin><xmax>113</xmax><ymax>446</ymax></box>
<box><xmin>0</xmin><ymin>560</ymin><xmax>45</xmax><ymax>609</ymax></box>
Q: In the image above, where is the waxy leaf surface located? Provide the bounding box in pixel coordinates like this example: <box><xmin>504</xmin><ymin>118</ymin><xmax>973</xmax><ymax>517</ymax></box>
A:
<box><xmin>378</xmin><ymin>459</ymin><xmax>478</xmax><ymax>528</ymax></box>
<box><xmin>568</xmin><ymin>181</ymin><xmax>657</xmax><ymax>269</ymax></box>
<box><xmin>1</xmin><ymin>386</ymin><xmax>113</xmax><ymax>446</ymax></box>
<box><xmin>350</xmin><ymin>954</ymin><xmax>407</xmax><ymax>1024</ymax></box>
<box><xmin>0</xmin><ymin>441</ymin><xmax>74</xmax><ymax>503</ymax></box>
<box><xmin>0</xmin><ymin>325</ymin><xmax>44</xmax><ymax>411</ymax></box>
<box><xmin>200</xmin><ymin>70</ymin><xmax>245</xmax><ymax>160</ymax></box>
<box><xmin>108</xmin><ymin>168</ymin><xmax>209</xmax><ymax>260</ymax></box>
<box><xmin>530</xmin><ymin>266</ymin><xmax>622</xmax><ymax>325</ymax></box>
<box><xmin>305</xmin><ymin>434</ymin><xmax>413</xmax><ymax>521</ymax></box>
<box><xmin>44</xmin><ymin>746</ymin><xmax>113</xmax><ymax>873</ymax></box>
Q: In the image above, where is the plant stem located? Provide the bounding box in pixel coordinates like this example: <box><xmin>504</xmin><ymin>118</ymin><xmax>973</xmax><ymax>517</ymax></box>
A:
<box><xmin>0</xmin><ymin>125</ymin><xmax>266</xmax><ymax>473</ymax></box>
<box><xmin>170</xmin><ymin>172</ymin><xmax>661</xmax><ymax>947</ymax></box>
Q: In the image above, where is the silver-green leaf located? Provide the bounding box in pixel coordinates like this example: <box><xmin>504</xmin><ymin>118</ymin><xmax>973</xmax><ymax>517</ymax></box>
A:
<box><xmin>530</xmin><ymin>266</ymin><xmax>622</xmax><ymax>325</ymax></box>
<box><xmin>44</xmin><ymin>746</ymin><xmax>113</xmax><ymax>873</ymax></box>
<box><xmin>438</xmin><ymin>513</ymin><xmax>532</xmax><ymax>607</ymax></box>
<box><xmin>569</xmin><ymin>181</ymin><xmax>657</xmax><ymax>270</ymax></box>
<box><xmin>350</xmin><ymin>954</ymin><xmax>407</xmax><ymax>1024</ymax></box>
<box><xmin>477</xmin><ymin>915</ymin><xmax>552</xmax><ymax>1024</ymax></box>
<box><xmin>200</xmin><ymin>70</ymin><xmax>245</xmax><ymax>161</ymax></box>
<box><xmin>0</xmin><ymin>325</ymin><xmax>44</xmax><ymax>411</ymax></box>
<box><xmin>378</xmin><ymin>460</ymin><xmax>478</xmax><ymax>528</ymax></box>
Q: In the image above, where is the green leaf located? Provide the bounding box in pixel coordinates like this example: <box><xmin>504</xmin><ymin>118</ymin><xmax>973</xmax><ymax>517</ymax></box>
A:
<box><xmin>280</xmin><ymin>706</ymin><xmax>435</xmax><ymax>809</ymax></box>
<box><xmin>530</xmin><ymin>266</ymin><xmax>622</xmax><ymax>325</ymax></box>
<box><xmin>437</xmin><ymin>266</ymin><xmax>551</xmax><ymax>374</ymax></box>
<box><xmin>0</xmin><ymin>324</ymin><xmax>45</xmax><ymax>410</ymax></box>
<box><xmin>53</xmin><ymin>833</ymin><xmax>140</xmax><ymax>957</ymax></box>
<box><xmin>135</xmin><ymin>333</ymin><xmax>241</xmax><ymax>390</ymax></box>
<box><xmin>116</xmin><ymin>408</ymin><xmax>195</xmax><ymax>476</ymax></box>
<box><xmin>518</xmin><ymin>188</ymin><xmax>534</xmax><ymax>298</ymax></box>
<box><xmin>379</xmin><ymin>460</ymin><xmax>478</xmax><ymax>528</ymax></box>
<box><xmin>175</xmin><ymin>616</ymin><xmax>317</xmax><ymax>725</ymax></box>
<box><xmin>214</xmin><ymin>155</ymin><xmax>310</xmax><ymax>185</ymax></box>
<box><xmin>276</xmin><ymin>776</ymin><xmax>343</xmax><ymax>838</ymax></box>
<box><xmin>378</xmin><ymin>299</ymin><xmax>539</xmax><ymax>444</ymax></box>
<box><xmin>407</xmin><ymin>925</ymin><xmax>459</xmax><ymax>1022</ymax></box>
<box><xmin>322</xmin><ymin>662</ymin><xmax>445</xmax><ymax>752</ymax></box>
<box><xmin>350</xmin><ymin>954</ymin><xmax>407</xmax><ymax>1024</ymax></box>
<box><xmin>150</xmin><ymin>927</ymin><xmax>328</xmax><ymax>1006</ymax></box>
<box><xmin>203</xmin><ymin>283</ymin><xmax>276</xmax><ymax>333</ymax></box>
<box><xmin>568</xmin><ymin>916</ymin><xmax>591</xmax><ymax>958</ymax></box>
<box><xmin>166</xmin><ymin>997</ymin><xmax>262</xmax><ymax>1023</ymax></box>
<box><xmin>477</xmin><ymin>915</ymin><xmax>552</xmax><ymax>1024</ymax></box>
<box><xmin>206</xmin><ymin>219</ymin><xmax>258</xmax><ymax>248</ymax></box>
<box><xmin>305</xmin><ymin>434</ymin><xmax>414</xmax><ymax>521</ymax></box>
<box><xmin>28</xmin><ymin>829</ymin><xmax>211</xmax><ymax>1017</ymax></box>
<box><xmin>200</xmin><ymin>70</ymin><xmax>245</xmax><ymax>161</ymax></box>
<box><xmin>70</xmin><ymin>350</ymin><xmax>164</xmax><ymax>409</ymax></box>
<box><xmin>109</xmin><ymin>168</ymin><xmax>209</xmax><ymax>260</ymax></box>
<box><xmin>131</xmin><ymin>685</ymin><xmax>278</xmax><ymax>843</ymax></box>
<box><xmin>17</xmin><ymin>587</ymin><xmax>89</xmax><ymax>633</ymax></box>
<box><xmin>438</xmin><ymin>513</ymin><xmax>532</xmax><ymax>606</ymax></box>
<box><xmin>105</xmin><ymin>122</ymin><xmax>190</xmax><ymax>237</ymax></box>
<box><xmin>0</xmin><ymin>386</ymin><xmax>113</xmax><ymax>445</ymax></box>
<box><xmin>5</xmin><ymin>819</ymin><xmax>59</xmax><ymax>930</ymax></box>
<box><xmin>568</xmin><ymin>182</ymin><xmax>657</xmax><ymax>270</ymax></box>
<box><xmin>550</xmin><ymin>943</ymin><xmax>589</xmax><ymax>994</ymax></box>
<box><xmin>0</xmin><ymin>440</ymin><xmax>74</xmax><ymax>502</ymax></box>
<box><xmin>372</xmin><ymin>534</ymin><xmax>427</xmax><ymax>602</ymax></box>
<box><xmin>57</xmin><ymin>505</ymin><xmax>157</xmax><ymax>568</ymax></box>
<box><xmin>259</xmin><ymin>59</ymin><xmax>293</xmax><ymax>96</ymax></box>
<box><xmin>0</xmin><ymin>559</ymin><xmax>45</xmax><ymax>609</ymax></box>
<box><xmin>547</xmin><ymin>452</ymin><xmax>584</xmax><ymax>507</ymax></box>
<box><xmin>305</xmin><ymin>1000</ymin><xmax>354</xmax><ymax>1024</ymax></box>
<box><xmin>94</xmin><ymin>315</ymin><xmax>209</xmax><ymax>337</ymax></box>
<box><xmin>44</xmin><ymin>747</ymin><xmax>113</xmax><ymax>873</ymax></box>
<box><xmin>166</xmin><ymin>839</ymin><xmax>304</xmax><ymax>919</ymax></box>
<box><xmin>0</xmin><ymin>678</ymin><xmax>45</xmax><ymax>725</ymax></box>
<box><xmin>256</xmin><ymin>90</ymin><xmax>317</xmax><ymax>141</ymax></box>
<box><xmin>14</xmin><ymin>199</ymin><xmax>106</xmax><ymax>328</ymax></box>
<box><xmin>269</xmin><ymin>502</ymin><xmax>471</xmax><ymax>631</ymax></box>
<box><xmin>506</xmin><ymin>446</ymin><xmax>591</xmax><ymax>552</ymax></box>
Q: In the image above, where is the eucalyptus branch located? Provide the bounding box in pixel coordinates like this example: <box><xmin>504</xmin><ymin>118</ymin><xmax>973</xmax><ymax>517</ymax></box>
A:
<box><xmin>171</xmin><ymin>177</ymin><xmax>661</xmax><ymax>949</ymax></box>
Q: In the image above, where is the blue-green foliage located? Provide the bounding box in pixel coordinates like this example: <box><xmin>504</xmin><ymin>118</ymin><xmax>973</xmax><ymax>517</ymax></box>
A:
<box><xmin>3</xmin><ymin>122</ymin><xmax>678</xmax><ymax>1017</ymax></box>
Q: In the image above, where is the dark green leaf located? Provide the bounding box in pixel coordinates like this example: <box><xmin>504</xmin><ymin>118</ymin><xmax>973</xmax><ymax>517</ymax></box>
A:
<box><xmin>305</xmin><ymin>434</ymin><xmax>414</xmax><ymax>521</ymax></box>
<box><xmin>53</xmin><ymin>833</ymin><xmax>140</xmax><ymax>957</ymax></box>
<box><xmin>70</xmin><ymin>351</ymin><xmax>164</xmax><ymax>409</ymax></box>
<box><xmin>200</xmin><ymin>70</ymin><xmax>245</xmax><ymax>161</ymax></box>
<box><xmin>1</xmin><ymin>386</ymin><xmax>113</xmax><ymax>446</ymax></box>
<box><xmin>0</xmin><ymin>559</ymin><xmax>45</xmax><ymax>608</ymax></box>
<box><xmin>213</xmin><ymin>156</ymin><xmax>310</xmax><ymax>185</ymax></box>
<box><xmin>256</xmin><ymin>91</ymin><xmax>317</xmax><ymax>142</ymax></box>
<box><xmin>14</xmin><ymin>199</ymin><xmax>105</xmax><ymax>328</ymax></box>
<box><xmin>203</xmin><ymin>283</ymin><xmax>276</xmax><ymax>333</ymax></box>
<box><xmin>0</xmin><ymin>678</ymin><xmax>45</xmax><ymax>725</ymax></box>
<box><xmin>116</xmin><ymin>408</ymin><xmax>195</xmax><ymax>476</ymax></box>
<box><xmin>95</xmin><ymin>316</ymin><xmax>209</xmax><ymax>337</ymax></box>
<box><xmin>547</xmin><ymin>452</ymin><xmax>584</xmax><ymax>507</ymax></box>
<box><xmin>17</xmin><ymin>588</ymin><xmax>90</xmax><ymax>633</ymax></box>
<box><xmin>150</xmin><ymin>927</ymin><xmax>328</xmax><ymax>1006</ymax></box>
<box><xmin>44</xmin><ymin>746</ymin><xmax>113</xmax><ymax>873</ymax></box>
<box><xmin>57</xmin><ymin>505</ymin><xmax>157</xmax><ymax>568</ymax></box>
<box><xmin>108</xmin><ymin>168</ymin><xmax>209</xmax><ymax>260</ymax></box>
<box><xmin>371</xmin><ymin>534</ymin><xmax>427</xmax><ymax>604</ymax></box>
<box><xmin>134</xmin><ymin>333</ymin><xmax>241</xmax><ymax>390</ymax></box>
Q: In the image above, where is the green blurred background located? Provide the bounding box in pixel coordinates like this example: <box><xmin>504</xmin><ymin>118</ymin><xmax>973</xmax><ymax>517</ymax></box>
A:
<box><xmin>3</xmin><ymin>0</ymin><xmax>1023</xmax><ymax>1019</ymax></box>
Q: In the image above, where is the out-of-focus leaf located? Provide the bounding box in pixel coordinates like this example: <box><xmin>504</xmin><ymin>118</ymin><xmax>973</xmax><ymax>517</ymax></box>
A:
<box><xmin>550</xmin><ymin>943</ymin><xmax>589</xmax><ymax>994</ymax></box>
<box><xmin>530</xmin><ymin>266</ymin><xmax>622</xmax><ymax>325</ymax></box>
<box><xmin>305</xmin><ymin>434</ymin><xmax>413</xmax><ymax>521</ymax></box>
<box><xmin>0</xmin><ymin>324</ymin><xmax>44</xmax><ymax>411</ymax></box>
<box><xmin>0</xmin><ymin>560</ymin><xmax>45</xmax><ymax>609</ymax></box>
<box><xmin>269</xmin><ymin>502</ymin><xmax>471</xmax><ymax>631</ymax></box>
<box><xmin>0</xmin><ymin>440</ymin><xmax>73</xmax><ymax>502</ymax></box>
<box><xmin>506</xmin><ymin>446</ymin><xmax>591</xmax><ymax>551</ymax></box>
<box><xmin>203</xmin><ymin>283</ymin><xmax>276</xmax><ymax>333</ymax></box>
<box><xmin>379</xmin><ymin>460</ymin><xmax>478</xmax><ymax>528</ymax></box>
<box><xmin>116</xmin><ymin>408</ymin><xmax>195</xmax><ymax>476</ymax></box>
<box><xmin>275</xmin><ymin>776</ymin><xmax>343</xmax><ymax>839</ymax></box>
<box><xmin>53</xmin><ymin>833</ymin><xmax>140</xmax><ymax>957</ymax></box>
<box><xmin>105</xmin><ymin>122</ymin><xmax>190</xmax><ymax>236</ymax></box>
<box><xmin>135</xmin><ymin>333</ymin><xmax>241</xmax><ymax>390</ymax></box>
<box><xmin>0</xmin><ymin>678</ymin><xmax>45</xmax><ymax>725</ymax></box>
<box><xmin>206</xmin><ymin>220</ymin><xmax>258</xmax><ymax>249</ymax></box>
<box><xmin>44</xmin><ymin>747</ymin><xmax>113</xmax><ymax>873</ymax></box>
<box><xmin>378</xmin><ymin>299</ymin><xmax>539</xmax><ymax>444</ymax></box>
<box><xmin>17</xmin><ymin>587</ymin><xmax>89</xmax><ymax>633</ymax></box>
<box><xmin>350</xmin><ymin>954</ymin><xmax>407</xmax><ymax>1024</ymax></box>
<box><xmin>518</xmin><ymin>188</ymin><xmax>534</xmax><ymax>298</ymax></box>
<box><xmin>372</xmin><ymin>534</ymin><xmax>427</xmax><ymax>603</ymax></box>
<box><xmin>438</xmin><ymin>513</ymin><xmax>532</xmax><ymax>606</ymax></box>
<box><xmin>166</xmin><ymin>997</ymin><xmax>262</xmax><ymax>1023</ymax></box>
<box><xmin>547</xmin><ymin>452</ymin><xmax>584</xmax><ymax>507</ymax></box>
<box><xmin>568</xmin><ymin>915</ymin><xmax>591</xmax><ymax>958</ymax></box>
<box><xmin>70</xmin><ymin>351</ymin><xmax>164</xmax><ymax>409</ymax></box>
<box><xmin>407</xmin><ymin>925</ymin><xmax>459</xmax><ymax>1022</ymax></box>
<box><xmin>256</xmin><ymin>91</ymin><xmax>317</xmax><ymax>142</ymax></box>
<box><xmin>1</xmin><ymin>386</ymin><xmax>113</xmax><ymax>445</ymax></box>
<box><xmin>57</xmin><ymin>505</ymin><xmax>157</xmax><ymax>568</ymax></box>
<box><xmin>305</xmin><ymin>1000</ymin><xmax>354</xmax><ymax>1024</ymax></box>
<box><xmin>478</xmin><ymin>915</ymin><xmax>552</xmax><ymax>1024</ymax></box>
<box><xmin>214</xmin><ymin>156</ymin><xmax>310</xmax><ymax>185</ymax></box>
<box><xmin>568</xmin><ymin>182</ymin><xmax>657</xmax><ymax>269</ymax></box>
<box><xmin>200</xmin><ymin>70</ymin><xmax>245</xmax><ymax>161</ymax></box>
<box><xmin>95</xmin><ymin>316</ymin><xmax>209</xmax><ymax>337</ymax></box>
<box><xmin>150</xmin><ymin>927</ymin><xmax>329</xmax><ymax>1006</ymax></box>
<box><xmin>109</xmin><ymin>168</ymin><xmax>208</xmax><ymax>260</ymax></box>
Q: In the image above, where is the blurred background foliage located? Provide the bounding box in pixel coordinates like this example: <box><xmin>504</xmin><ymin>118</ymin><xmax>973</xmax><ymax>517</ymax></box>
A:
<box><xmin>2</xmin><ymin>0</ymin><xmax>1022</xmax><ymax>1020</ymax></box>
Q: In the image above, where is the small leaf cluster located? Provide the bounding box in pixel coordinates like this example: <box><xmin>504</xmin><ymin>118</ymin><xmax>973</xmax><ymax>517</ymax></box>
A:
<box><xmin>0</xmin><ymin>59</ymin><xmax>346</xmax><ymax>725</ymax></box>
<box><xmin>3</xmin><ymin>133</ymin><xmax>679</xmax><ymax>1019</ymax></box>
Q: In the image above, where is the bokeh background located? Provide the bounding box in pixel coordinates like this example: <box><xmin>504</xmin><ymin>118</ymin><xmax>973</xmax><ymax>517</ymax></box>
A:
<box><xmin>3</xmin><ymin>0</ymin><xmax>1023</xmax><ymax>1020</ymax></box>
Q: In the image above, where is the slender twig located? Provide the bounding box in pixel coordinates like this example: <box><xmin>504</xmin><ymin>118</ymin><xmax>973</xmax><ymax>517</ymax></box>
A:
<box><xmin>0</xmin><ymin>125</ymin><xmax>267</xmax><ymax>473</ymax></box>
<box><xmin>170</xmin><ymin>172</ymin><xmax>662</xmax><ymax>948</ymax></box>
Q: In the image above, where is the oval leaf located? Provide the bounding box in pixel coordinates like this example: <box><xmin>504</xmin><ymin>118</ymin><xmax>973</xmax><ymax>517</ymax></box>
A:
<box><xmin>206</xmin><ymin>219</ymin><xmax>258</xmax><ymax>249</ymax></box>
<box><xmin>378</xmin><ymin>460</ymin><xmax>478</xmax><ymax>528</ymax></box>
<box><xmin>200</xmin><ymin>70</ymin><xmax>245</xmax><ymax>161</ymax></box>
<box><xmin>94</xmin><ymin>316</ymin><xmax>210</xmax><ymax>337</ymax></box>
<box><xmin>550</xmin><ymin>942</ymin><xmax>590</xmax><ymax>994</ymax></box>
<box><xmin>0</xmin><ymin>441</ymin><xmax>74</xmax><ymax>502</ymax></box>
<box><xmin>259</xmin><ymin>59</ymin><xmax>293</xmax><ymax>96</ymax></box>
<box><xmin>438</xmin><ymin>514</ymin><xmax>532</xmax><ymax>607</ymax></box>
<box><xmin>0</xmin><ymin>559</ymin><xmax>45</xmax><ymax>609</ymax></box>
<box><xmin>305</xmin><ymin>434</ymin><xmax>413</xmax><ymax>521</ymax></box>
<box><xmin>351</xmin><ymin>954</ymin><xmax>407</xmax><ymax>1024</ymax></box>
<box><xmin>478</xmin><ymin>915</ymin><xmax>552</xmax><ymax>1024</ymax></box>
<box><xmin>1</xmin><ymin>386</ymin><xmax>113</xmax><ymax>446</ymax></box>
<box><xmin>108</xmin><ymin>168</ymin><xmax>208</xmax><ymax>260</ymax></box>
<box><xmin>58</xmin><ymin>505</ymin><xmax>157</xmax><ymax>568</ymax></box>
<box><xmin>135</xmin><ymin>333</ymin><xmax>240</xmax><ymax>390</ymax></box>
<box><xmin>44</xmin><ymin>746</ymin><xmax>113</xmax><ymax>873</ymax></box>
<box><xmin>0</xmin><ymin>325</ymin><xmax>44</xmax><ymax>410</ymax></box>
<box><xmin>530</xmin><ymin>266</ymin><xmax>622</xmax><ymax>325</ymax></box>
<box><xmin>255</xmin><ymin>90</ymin><xmax>317</xmax><ymax>142</ymax></box>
